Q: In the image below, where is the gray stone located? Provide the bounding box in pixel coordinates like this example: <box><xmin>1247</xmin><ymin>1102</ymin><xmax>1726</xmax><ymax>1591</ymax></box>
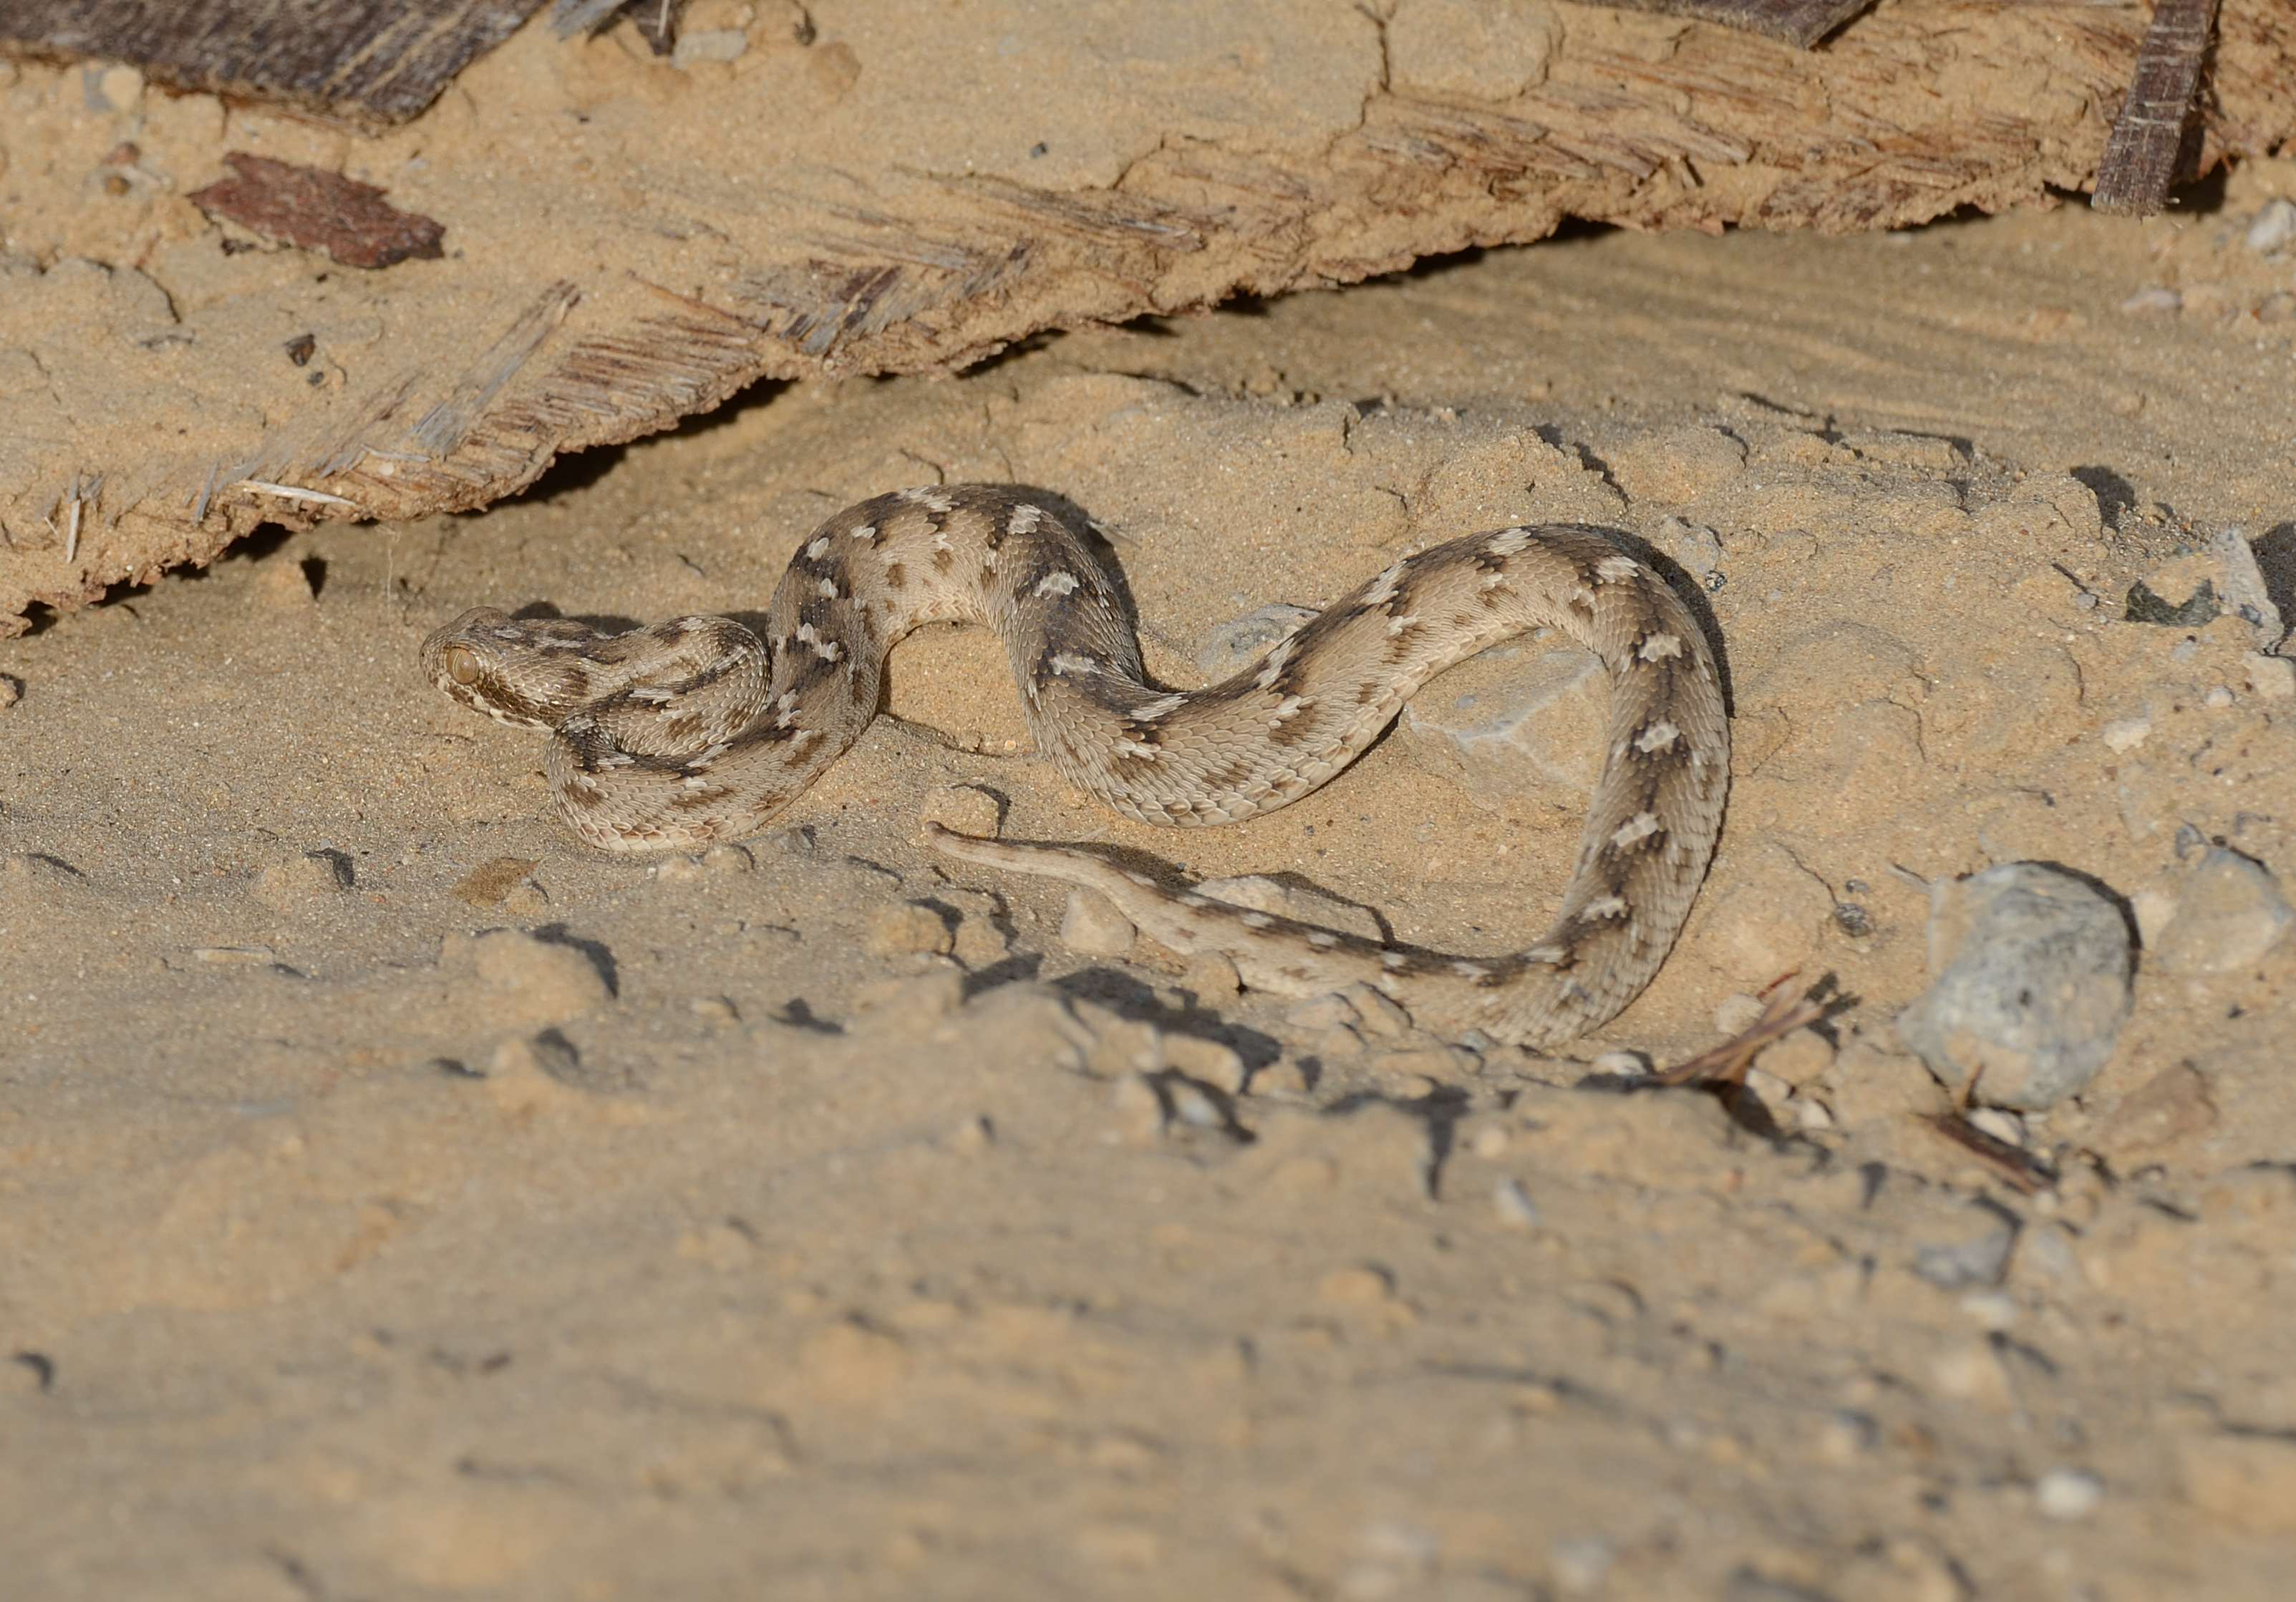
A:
<box><xmin>1398</xmin><ymin>642</ymin><xmax>1607</xmax><ymax>804</ymax></box>
<box><xmin>1196</xmin><ymin>603</ymin><xmax>1318</xmax><ymax>680</ymax></box>
<box><xmin>1894</xmin><ymin>862</ymin><xmax>2133</xmax><ymax>1110</ymax></box>
<box><xmin>2153</xmin><ymin>847</ymin><xmax>2293</xmax><ymax>975</ymax></box>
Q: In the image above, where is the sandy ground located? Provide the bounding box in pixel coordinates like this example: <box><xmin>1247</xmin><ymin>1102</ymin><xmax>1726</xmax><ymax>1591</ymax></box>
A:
<box><xmin>7</xmin><ymin>136</ymin><xmax>2296</xmax><ymax>1601</ymax></box>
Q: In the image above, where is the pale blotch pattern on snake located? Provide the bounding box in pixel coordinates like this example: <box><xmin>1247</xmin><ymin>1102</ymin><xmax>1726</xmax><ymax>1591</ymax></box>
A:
<box><xmin>422</xmin><ymin>485</ymin><xmax>1729</xmax><ymax>1047</ymax></box>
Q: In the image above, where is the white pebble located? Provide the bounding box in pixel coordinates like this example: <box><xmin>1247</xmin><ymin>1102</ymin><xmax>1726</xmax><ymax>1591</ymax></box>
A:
<box><xmin>2204</xmin><ymin>685</ymin><xmax>2234</xmax><ymax>709</ymax></box>
<box><xmin>1492</xmin><ymin>1177</ymin><xmax>1541</xmax><ymax>1228</ymax></box>
<box><xmin>1968</xmin><ymin>1106</ymin><xmax>2025</xmax><ymax>1146</ymax></box>
<box><xmin>2246</xmin><ymin>197</ymin><xmax>2296</xmax><ymax>254</ymax></box>
<box><xmin>2035</xmin><ymin>1467</ymin><xmax>2105</xmax><ymax>1520</ymax></box>
<box><xmin>2101</xmin><ymin>717</ymin><xmax>2151</xmax><ymax>753</ymax></box>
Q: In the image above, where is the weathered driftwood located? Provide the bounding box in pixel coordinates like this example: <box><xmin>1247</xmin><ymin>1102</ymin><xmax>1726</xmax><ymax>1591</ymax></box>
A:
<box><xmin>0</xmin><ymin>0</ymin><xmax>548</xmax><ymax>130</ymax></box>
<box><xmin>2093</xmin><ymin>0</ymin><xmax>2225</xmax><ymax>215</ymax></box>
<box><xmin>2</xmin><ymin>1</ymin><xmax>2292</xmax><ymax>633</ymax></box>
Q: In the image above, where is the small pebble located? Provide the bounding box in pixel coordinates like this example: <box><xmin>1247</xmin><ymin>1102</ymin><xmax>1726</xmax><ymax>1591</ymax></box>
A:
<box><xmin>1793</xmin><ymin>1097</ymin><xmax>1835</xmax><ymax>1132</ymax></box>
<box><xmin>253</xmin><ymin>848</ymin><xmax>352</xmax><ymax>910</ymax></box>
<box><xmin>460</xmin><ymin>928</ymin><xmax>610</xmax><ymax>1021</ymax></box>
<box><xmin>1894</xmin><ymin>862</ymin><xmax>2133</xmax><ymax>1109</ymax></box>
<box><xmin>690</xmin><ymin>995</ymin><xmax>740</xmax><ymax>1024</ymax></box>
<box><xmin>1340</xmin><ymin>982</ymin><xmax>1413</xmax><ymax>1038</ymax></box>
<box><xmin>1162</xmin><ymin>1031</ymin><xmax>1248</xmax><ymax>1095</ymax></box>
<box><xmin>1960</xmin><ymin>1290</ymin><xmax>2017</xmax><ymax>1332</ymax></box>
<box><xmin>1967</xmin><ymin>1106</ymin><xmax>2025</xmax><ymax>1146</ymax></box>
<box><xmin>1178</xmin><ymin>949</ymin><xmax>1242</xmax><ymax>998</ymax></box>
<box><xmin>1060</xmin><ymin>888</ymin><xmax>1136</xmax><ymax>956</ymax></box>
<box><xmin>1758</xmin><ymin>1026</ymin><xmax>1834</xmax><ymax>1087</ymax></box>
<box><xmin>1110</xmin><ymin>1072</ymin><xmax>1167</xmax><ymax>1142</ymax></box>
<box><xmin>2153</xmin><ymin>846</ymin><xmax>2293</xmax><ymax>975</ymax></box>
<box><xmin>1816</xmin><ymin>1409</ymin><xmax>1878</xmax><ymax>1465</ymax></box>
<box><xmin>1660</xmin><ymin>514</ymin><xmax>1725</xmax><ymax>576</ymax></box>
<box><xmin>2034</xmin><ymin>1467</ymin><xmax>2105</xmax><ymax>1521</ymax></box>
<box><xmin>2203</xmin><ymin>685</ymin><xmax>2234</xmax><ymax>710</ymax></box>
<box><xmin>1742</xmin><ymin>1066</ymin><xmax>1791</xmax><ymax>1106</ymax></box>
<box><xmin>864</xmin><ymin>902</ymin><xmax>955</xmax><ymax>957</ymax></box>
<box><xmin>1196</xmin><ymin>604</ymin><xmax>1318</xmax><ymax>678</ymax></box>
<box><xmin>2118</xmin><ymin>286</ymin><xmax>2181</xmax><ymax>316</ymax></box>
<box><xmin>1913</xmin><ymin>1220</ymin><xmax>2018</xmax><ymax>1289</ymax></box>
<box><xmin>2244</xmin><ymin>652</ymin><xmax>2295</xmax><ymax>700</ymax></box>
<box><xmin>1492</xmin><ymin>1177</ymin><xmax>1541</xmax><ymax>1228</ymax></box>
<box><xmin>918</xmin><ymin>784</ymin><xmax>1003</xmax><ymax>838</ymax></box>
<box><xmin>1713</xmin><ymin>991</ymin><xmax>1766</xmax><ymax>1034</ymax></box>
<box><xmin>2245</xmin><ymin>197</ymin><xmax>2296</xmax><ymax>254</ymax></box>
<box><xmin>1589</xmin><ymin>1048</ymin><xmax>1650</xmax><ymax>1077</ymax></box>
<box><xmin>0</xmin><ymin>674</ymin><xmax>20</xmax><ymax>709</ymax></box>
<box><xmin>672</xmin><ymin>27</ymin><xmax>750</xmax><ymax>66</ymax></box>
<box><xmin>2101</xmin><ymin>717</ymin><xmax>2151</xmax><ymax>753</ymax></box>
<box><xmin>1550</xmin><ymin>1537</ymin><xmax>1614</xmax><ymax>1596</ymax></box>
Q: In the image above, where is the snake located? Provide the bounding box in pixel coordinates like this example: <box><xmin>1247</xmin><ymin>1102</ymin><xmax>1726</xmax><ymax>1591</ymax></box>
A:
<box><xmin>422</xmin><ymin>485</ymin><xmax>1729</xmax><ymax>1047</ymax></box>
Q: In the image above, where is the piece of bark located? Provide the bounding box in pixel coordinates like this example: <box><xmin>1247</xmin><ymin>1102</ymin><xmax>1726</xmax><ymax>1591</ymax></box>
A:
<box><xmin>188</xmin><ymin>155</ymin><xmax>447</xmax><ymax>269</ymax></box>
<box><xmin>0</xmin><ymin>0</ymin><xmax>548</xmax><ymax>130</ymax></box>
<box><xmin>2093</xmin><ymin>0</ymin><xmax>2224</xmax><ymax>215</ymax></box>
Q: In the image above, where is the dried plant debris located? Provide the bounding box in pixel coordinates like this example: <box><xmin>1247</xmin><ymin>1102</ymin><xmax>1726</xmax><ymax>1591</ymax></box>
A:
<box><xmin>0</xmin><ymin>0</ymin><xmax>549</xmax><ymax>129</ymax></box>
<box><xmin>1650</xmin><ymin>973</ymin><xmax>1826</xmax><ymax>1087</ymax></box>
<box><xmin>188</xmin><ymin>155</ymin><xmax>446</xmax><ymax>269</ymax></box>
<box><xmin>1600</xmin><ymin>0</ymin><xmax>1876</xmax><ymax>49</ymax></box>
<box><xmin>553</xmin><ymin>0</ymin><xmax>686</xmax><ymax>52</ymax></box>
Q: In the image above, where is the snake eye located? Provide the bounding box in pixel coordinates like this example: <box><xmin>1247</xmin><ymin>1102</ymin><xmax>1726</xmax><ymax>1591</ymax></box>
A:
<box><xmin>442</xmin><ymin>645</ymin><xmax>482</xmax><ymax>686</ymax></box>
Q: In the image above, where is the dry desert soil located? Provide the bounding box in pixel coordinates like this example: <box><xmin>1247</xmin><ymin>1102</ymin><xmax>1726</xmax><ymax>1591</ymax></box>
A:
<box><xmin>5</xmin><ymin>16</ymin><xmax>2296</xmax><ymax>1602</ymax></box>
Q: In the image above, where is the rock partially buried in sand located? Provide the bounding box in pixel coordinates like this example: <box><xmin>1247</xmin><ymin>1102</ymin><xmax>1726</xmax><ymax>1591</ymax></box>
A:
<box><xmin>2151</xmin><ymin>848</ymin><xmax>2294</xmax><ymax>975</ymax></box>
<box><xmin>1894</xmin><ymin>862</ymin><xmax>2133</xmax><ymax>1111</ymax></box>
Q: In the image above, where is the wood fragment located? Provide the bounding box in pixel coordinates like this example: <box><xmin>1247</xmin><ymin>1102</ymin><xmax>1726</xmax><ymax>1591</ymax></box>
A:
<box><xmin>0</xmin><ymin>0</ymin><xmax>548</xmax><ymax>130</ymax></box>
<box><xmin>2093</xmin><ymin>0</ymin><xmax>2224</xmax><ymax>215</ymax></box>
<box><xmin>1920</xmin><ymin>1113</ymin><xmax>2058</xmax><ymax>1195</ymax></box>
<box><xmin>1650</xmin><ymin>973</ymin><xmax>1825</xmax><ymax>1087</ymax></box>
<box><xmin>1599</xmin><ymin>0</ymin><xmax>1877</xmax><ymax>49</ymax></box>
<box><xmin>188</xmin><ymin>155</ymin><xmax>447</xmax><ymax>269</ymax></box>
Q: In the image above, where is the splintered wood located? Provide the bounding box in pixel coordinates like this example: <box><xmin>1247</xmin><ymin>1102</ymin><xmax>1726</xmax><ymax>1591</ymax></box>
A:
<box><xmin>2093</xmin><ymin>0</ymin><xmax>2226</xmax><ymax>216</ymax></box>
<box><xmin>0</xmin><ymin>0</ymin><xmax>549</xmax><ymax>130</ymax></box>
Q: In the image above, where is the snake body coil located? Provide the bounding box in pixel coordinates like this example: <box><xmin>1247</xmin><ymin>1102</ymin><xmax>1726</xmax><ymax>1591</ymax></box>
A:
<box><xmin>424</xmin><ymin>485</ymin><xmax>1728</xmax><ymax>1046</ymax></box>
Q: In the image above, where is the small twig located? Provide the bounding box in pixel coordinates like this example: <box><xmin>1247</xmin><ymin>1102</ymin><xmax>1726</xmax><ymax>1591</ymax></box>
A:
<box><xmin>232</xmin><ymin>479</ymin><xmax>365</xmax><ymax>512</ymax></box>
<box><xmin>1919</xmin><ymin>1113</ymin><xmax>2058</xmax><ymax>1196</ymax></box>
<box><xmin>63</xmin><ymin>477</ymin><xmax>83</xmax><ymax>564</ymax></box>
<box><xmin>1649</xmin><ymin>971</ymin><xmax>1824</xmax><ymax>1086</ymax></box>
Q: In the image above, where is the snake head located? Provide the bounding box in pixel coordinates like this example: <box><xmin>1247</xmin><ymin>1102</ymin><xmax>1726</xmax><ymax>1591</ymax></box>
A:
<box><xmin>420</xmin><ymin>606</ymin><xmax>599</xmax><ymax>730</ymax></box>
